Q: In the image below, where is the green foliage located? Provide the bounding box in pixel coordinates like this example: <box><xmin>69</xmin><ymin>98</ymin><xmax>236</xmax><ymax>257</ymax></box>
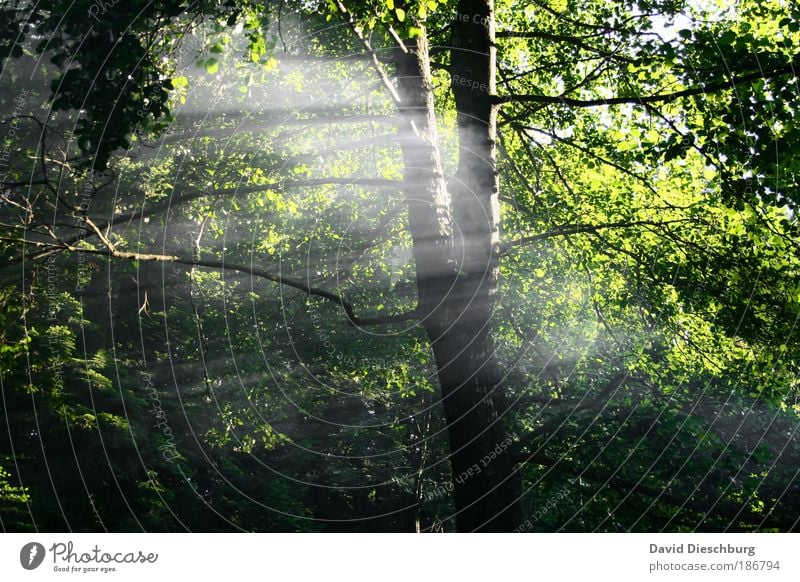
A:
<box><xmin>1</xmin><ymin>0</ymin><xmax>798</xmax><ymax>531</ymax></box>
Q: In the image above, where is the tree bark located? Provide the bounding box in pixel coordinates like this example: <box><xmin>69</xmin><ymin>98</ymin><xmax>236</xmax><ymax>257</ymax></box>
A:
<box><xmin>394</xmin><ymin>0</ymin><xmax>522</xmax><ymax>532</ymax></box>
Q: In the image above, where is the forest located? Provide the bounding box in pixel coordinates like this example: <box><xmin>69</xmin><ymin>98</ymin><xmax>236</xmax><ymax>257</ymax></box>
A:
<box><xmin>0</xmin><ymin>0</ymin><xmax>798</xmax><ymax>533</ymax></box>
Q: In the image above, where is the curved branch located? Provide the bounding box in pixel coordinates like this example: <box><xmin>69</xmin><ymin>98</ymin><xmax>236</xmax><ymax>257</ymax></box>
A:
<box><xmin>59</xmin><ymin>217</ymin><xmax>420</xmax><ymax>328</ymax></box>
<box><xmin>3</xmin><ymin>177</ymin><xmax>402</xmax><ymax>267</ymax></box>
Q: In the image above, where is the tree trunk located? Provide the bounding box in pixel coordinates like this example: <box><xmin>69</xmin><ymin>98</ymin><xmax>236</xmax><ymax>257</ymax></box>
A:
<box><xmin>394</xmin><ymin>1</ymin><xmax>522</xmax><ymax>532</ymax></box>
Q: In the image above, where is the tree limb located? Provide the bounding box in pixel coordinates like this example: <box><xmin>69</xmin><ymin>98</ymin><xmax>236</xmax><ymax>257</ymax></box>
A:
<box><xmin>67</xmin><ymin>217</ymin><xmax>420</xmax><ymax>328</ymax></box>
<box><xmin>497</xmin><ymin>61</ymin><xmax>800</xmax><ymax>107</ymax></box>
<box><xmin>496</xmin><ymin>30</ymin><xmax>633</xmax><ymax>62</ymax></box>
<box><xmin>500</xmin><ymin>219</ymin><xmax>693</xmax><ymax>255</ymax></box>
<box><xmin>3</xmin><ymin>177</ymin><xmax>402</xmax><ymax>267</ymax></box>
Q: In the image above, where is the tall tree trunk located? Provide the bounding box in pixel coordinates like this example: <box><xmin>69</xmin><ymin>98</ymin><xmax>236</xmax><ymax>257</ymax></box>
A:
<box><xmin>394</xmin><ymin>1</ymin><xmax>522</xmax><ymax>532</ymax></box>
